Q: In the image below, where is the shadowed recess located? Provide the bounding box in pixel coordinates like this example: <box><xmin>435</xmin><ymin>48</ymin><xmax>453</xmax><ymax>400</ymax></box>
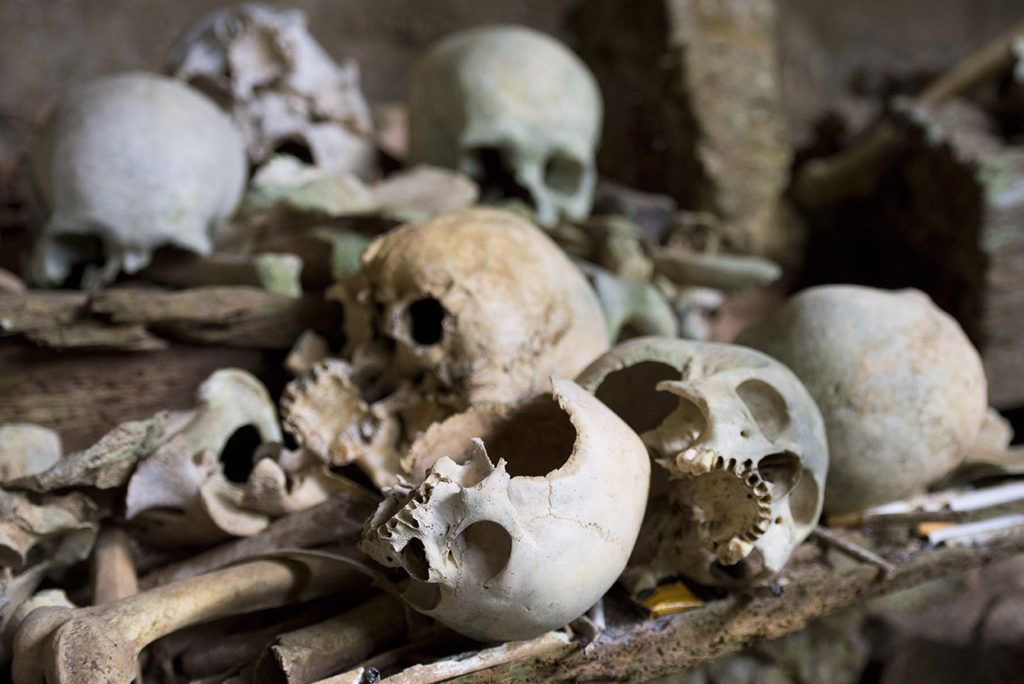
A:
<box><xmin>757</xmin><ymin>451</ymin><xmax>802</xmax><ymax>501</ymax></box>
<box><xmin>544</xmin><ymin>153</ymin><xmax>583</xmax><ymax>194</ymax></box>
<box><xmin>594</xmin><ymin>361</ymin><xmax>680</xmax><ymax>432</ymax></box>
<box><xmin>736</xmin><ymin>379</ymin><xmax>790</xmax><ymax>441</ymax></box>
<box><xmin>482</xmin><ymin>394</ymin><xmax>577</xmax><ymax>477</ymax></box>
<box><xmin>219</xmin><ymin>424</ymin><xmax>262</xmax><ymax>483</ymax></box>
<box><xmin>407</xmin><ymin>296</ymin><xmax>445</xmax><ymax>345</ymax></box>
<box><xmin>455</xmin><ymin>520</ymin><xmax>513</xmax><ymax>582</ymax></box>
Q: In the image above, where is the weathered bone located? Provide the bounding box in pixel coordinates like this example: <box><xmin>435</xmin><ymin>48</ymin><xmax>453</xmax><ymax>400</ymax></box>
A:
<box><xmin>256</xmin><ymin>592</ymin><xmax>406</xmax><ymax>683</ymax></box>
<box><xmin>12</xmin><ymin>556</ymin><xmax>364</xmax><ymax>684</ymax></box>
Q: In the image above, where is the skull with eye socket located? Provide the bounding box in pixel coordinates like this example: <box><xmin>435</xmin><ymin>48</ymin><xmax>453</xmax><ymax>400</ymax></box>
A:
<box><xmin>407</xmin><ymin>25</ymin><xmax>602</xmax><ymax>226</ymax></box>
<box><xmin>577</xmin><ymin>337</ymin><xmax>828</xmax><ymax>590</ymax></box>
<box><xmin>280</xmin><ymin>208</ymin><xmax>609</xmax><ymax>489</ymax></box>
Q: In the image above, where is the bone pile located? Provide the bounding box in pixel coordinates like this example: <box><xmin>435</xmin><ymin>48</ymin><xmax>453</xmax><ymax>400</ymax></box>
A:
<box><xmin>1</xmin><ymin>4</ymin><xmax>1022</xmax><ymax>683</ymax></box>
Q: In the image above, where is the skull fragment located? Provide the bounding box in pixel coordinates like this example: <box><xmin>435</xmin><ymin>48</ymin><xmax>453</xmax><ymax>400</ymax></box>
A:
<box><xmin>737</xmin><ymin>285</ymin><xmax>988</xmax><ymax>515</ymax></box>
<box><xmin>27</xmin><ymin>72</ymin><xmax>247</xmax><ymax>286</ymax></box>
<box><xmin>407</xmin><ymin>25</ymin><xmax>603</xmax><ymax>225</ymax></box>
<box><xmin>282</xmin><ymin>208</ymin><xmax>610</xmax><ymax>488</ymax></box>
<box><xmin>360</xmin><ymin>378</ymin><xmax>650</xmax><ymax>642</ymax></box>
<box><xmin>577</xmin><ymin>337</ymin><xmax>828</xmax><ymax>589</ymax></box>
<box><xmin>164</xmin><ymin>3</ymin><xmax>376</xmax><ymax>176</ymax></box>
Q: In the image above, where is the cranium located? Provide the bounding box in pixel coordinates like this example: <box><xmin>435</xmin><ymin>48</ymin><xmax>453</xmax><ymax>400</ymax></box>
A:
<box><xmin>27</xmin><ymin>72</ymin><xmax>247</xmax><ymax>287</ymax></box>
<box><xmin>737</xmin><ymin>285</ymin><xmax>988</xmax><ymax>515</ymax></box>
<box><xmin>407</xmin><ymin>25</ymin><xmax>602</xmax><ymax>225</ymax></box>
<box><xmin>164</xmin><ymin>3</ymin><xmax>375</xmax><ymax>176</ymax></box>
<box><xmin>360</xmin><ymin>378</ymin><xmax>650</xmax><ymax>642</ymax></box>
<box><xmin>577</xmin><ymin>337</ymin><xmax>828</xmax><ymax>590</ymax></box>
<box><xmin>282</xmin><ymin>208</ymin><xmax>609</xmax><ymax>488</ymax></box>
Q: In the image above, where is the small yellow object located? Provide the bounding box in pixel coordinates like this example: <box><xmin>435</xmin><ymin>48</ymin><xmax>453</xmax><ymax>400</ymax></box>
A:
<box><xmin>917</xmin><ymin>521</ymin><xmax>957</xmax><ymax>536</ymax></box>
<box><xmin>634</xmin><ymin>582</ymin><xmax>706</xmax><ymax>617</ymax></box>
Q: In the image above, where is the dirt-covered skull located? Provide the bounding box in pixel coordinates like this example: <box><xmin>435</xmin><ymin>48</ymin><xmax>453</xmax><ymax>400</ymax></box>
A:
<box><xmin>281</xmin><ymin>208</ymin><xmax>609</xmax><ymax>489</ymax></box>
<box><xmin>28</xmin><ymin>72</ymin><xmax>247</xmax><ymax>286</ymax></box>
<box><xmin>407</xmin><ymin>25</ymin><xmax>602</xmax><ymax>225</ymax></box>
<box><xmin>577</xmin><ymin>337</ymin><xmax>828</xmax><ymax>590</ymax></box>
<box><xmin>360</xmin><ymin>378</ymin><xmax>650</xmax><ymax>642</ymax></box>
<box><xmin>164</xmin><ymin>3</ymin><xmax>375</xmax><ymax>176</ymax></box>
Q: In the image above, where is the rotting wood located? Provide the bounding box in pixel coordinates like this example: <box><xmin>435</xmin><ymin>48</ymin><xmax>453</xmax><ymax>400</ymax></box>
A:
<box><xmin>0</xmin><ymin>286</ymin><xmax>334</xmax><ymax>351</ymax></box>
<box><xmin>572</xmin><ymin>0</ymin><xmax>792</xmax><ymax>257</ymax></box>
<box><xmin>793</xmin><ymin>17</ymin><xmax>1024</xmax><ymax>209</ymax></box>
<box><xmin>450</xmin><ymin>532</ymin><xmax>1024</xmax><ymax>683</ymax></box>
<box><xmin>0</xmin><ymin>342</ymin><xmax>274</xmax><ymax>452</ymax></box>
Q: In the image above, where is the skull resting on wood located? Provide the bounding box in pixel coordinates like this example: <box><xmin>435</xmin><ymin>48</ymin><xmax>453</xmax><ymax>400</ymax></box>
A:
<box><xmin>282</xmin><ymin>208</ymin><xmax>609</xmax><ymax>489</ymax></box>
<box><xmin>737</xmin><ymin>285</ymin><xmax>988</xmax><ymax>515</ymax></box>
<box><xmin>576</xmin><ymin>337</ymin><xmax>828</xmax><ymax>590</ymax></box>
<box><xmin>407</xmin><ymin>25</ymin><xmax>602</xmax><ymax>225</ymax></box>
<box><xmin>27</xmin><ymin>72</ymin><xmax>247</xmax><ymax>286</ymax></box>
<box><xmin>360</xmin><ymin>378</ymin><xmax>650</xmax><ymax>642</ymax></box>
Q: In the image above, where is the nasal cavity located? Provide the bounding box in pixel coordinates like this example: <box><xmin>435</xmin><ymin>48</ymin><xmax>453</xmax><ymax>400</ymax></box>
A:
<box><xmin>408</xmin><ymin>296</ymin><xmax>445</xmax><ymax>345</ymax></box>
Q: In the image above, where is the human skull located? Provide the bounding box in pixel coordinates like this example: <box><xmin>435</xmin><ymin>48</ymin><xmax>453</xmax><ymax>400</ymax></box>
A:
<box><xmin>282</xmin><ymin>208</ymin><xmax>610</xmax><ymax>488</ymax></box>
<box><xmin>576</xmin><ymin>337</ymin><xmax>828</xmax><ymax>590</ymax></box>
<box><xmin>360</xmin><ymin>378</ymin><xmax>650</xmax><ymax>642</ymax></box>
<box><xmin>164</xmin><ymin>3</ymin><xmax>375</xmax><ymax>176</ymax></box>
<box><xmin>407</xmin><ymin>25</ymin><xmax>602</xmax><ymax>225</ymax></box>
<box><xmin>28</xmin><ymin>72</ymin><xmax>246</xmax><ymax>286</ymax></box>
<box><xmin>737</xmin><ymin>285</ymin><xmax>988</xmax><ymax>515</ymax></box>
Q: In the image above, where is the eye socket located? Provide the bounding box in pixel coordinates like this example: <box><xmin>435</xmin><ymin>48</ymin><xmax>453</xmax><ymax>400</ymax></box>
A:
<box><xmin>735</xmin><ymin>379</ymin><xmax>790</xmax><ymax>441</ymax></box>
<box><xmin>218</xmin><ymin>424</ymin><xmax>262</xmax><ymax>483</ymax></box>
<box><xmin>594</xmin><ymin>362</ymin><xmax>681</xmax><ymax>433</ymax></box>
<box><xmin>455</xmin><ymin>520</ymin><xmax>513</xmax><ymax>583</ymax></box>
<box><xmin>407</xmin><ymin>296</ymin><xmax>445</xmax><ymax>345</ymax></box>
<box><xmin>543</xmin><ymin>154</ymin><xmax>583</xmax><ymax>195</ymax></box>
<box><xmin>464</xmin><ymin>146</ymin><xmax>532</xmax><ymax>205</ymax></box>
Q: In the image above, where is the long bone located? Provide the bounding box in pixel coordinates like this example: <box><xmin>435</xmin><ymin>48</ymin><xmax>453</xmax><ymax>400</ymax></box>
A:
<box><xmin>12</xmin><ymin>556</ymin><xmax>365</xmax><ymax>684</ymax></box>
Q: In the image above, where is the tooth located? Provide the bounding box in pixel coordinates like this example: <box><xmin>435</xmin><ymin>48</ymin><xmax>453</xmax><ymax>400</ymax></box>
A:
<box><xmin>718</xmin><ymin>537</ymin><xmax>754</xmax><ymax>565</ymax></box>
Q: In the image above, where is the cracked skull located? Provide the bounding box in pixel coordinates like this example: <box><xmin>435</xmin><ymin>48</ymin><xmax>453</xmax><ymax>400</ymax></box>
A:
<box><xmin>282</xmin><ymin>208</ymin><xmax>609</xmax><ymax>489</ymax></box>
<box><xmin>359</xmin><ymin>378</ymin><xmax>650</xmax><ymax>642</ymax></box>
<box><xmin>407</xmin><ymin>25</ymin><xmax>602</xmax><ymax>225</ymax></box>
<box><xmin>577</xmin><ymin>337</ymin><xmax>828</xmax><ymax>590</ymax></box>
<box><xmin>27</xmin><ymin>72</ymin><xmax>247</xmax><ymax>286</ymax></box>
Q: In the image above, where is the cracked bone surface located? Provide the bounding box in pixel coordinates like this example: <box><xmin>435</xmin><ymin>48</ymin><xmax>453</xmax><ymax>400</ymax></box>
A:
<box><xmin>406</xmin><ymin>25</ymin><xmax>602</xmax><ymax>225</ymax></box>
<box><xmin>11</xmin><ymin>556</ymin><xmax>363</xmax><ymax>684</ymax></box>
<box><xmin>164</xmin><ymin>3</ymin><xmax>375</xmax><ymax>176</ymax></box>
<box><xmin>737</xmin><ymin>285</ymin><xmax>988</xmax><ymax>515</ymax></box>
<box><xmin>576</xmin><ymin>337</ymin><xmax>828</xmax><ymax>590</ymax></box>
<box><xmin>27</xmin><ymin>72</ymin><xmax>246</xmax><ymax>286</ymax></box>
<box><xmin>281</xmin><ymin>207</ymin><xmax>609</xmax><ymax>488</ymax></box>
<box><xmin>359</xmin><ymin>377</ymin><xmax>650</xmax><ymax>642</ymax></box>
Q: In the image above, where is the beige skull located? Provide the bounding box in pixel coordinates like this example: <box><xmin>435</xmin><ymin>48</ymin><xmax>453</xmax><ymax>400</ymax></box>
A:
<box><xmin>737</xmin><ymin>285</ymin><xmax>988</xmax><ymax>515</ymax></box>
<box><xmin>407</xmin><ymin>25</ymin><xmax>602</xmax><ymax>225</ymax></box>
<box><xmin>282</xmin><ymin>208</ymin><xmax>609</xmax><ymax>489</ymax></box>
<box><xmin>577</xmin><ymin>337</ymin><xmax>828</xmax><ymax>590</ymax></box>
<box><xmin>360</xmin><ymin>378</ymin><xmax>650</xmax><ymax>642</ymax></box>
